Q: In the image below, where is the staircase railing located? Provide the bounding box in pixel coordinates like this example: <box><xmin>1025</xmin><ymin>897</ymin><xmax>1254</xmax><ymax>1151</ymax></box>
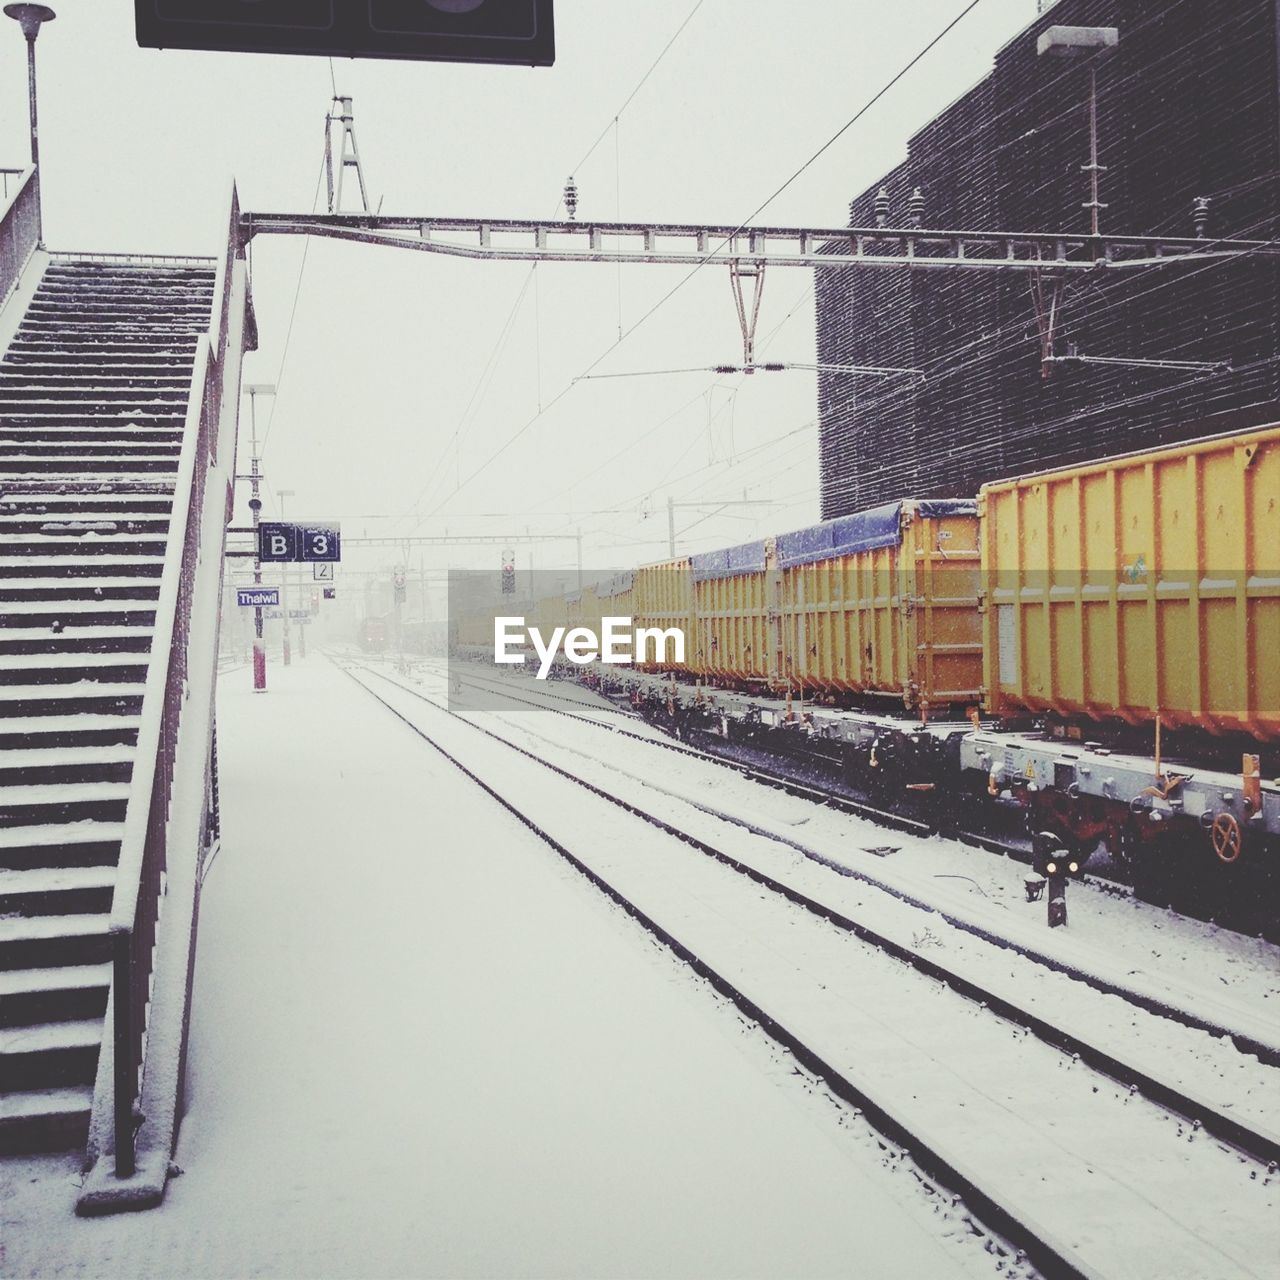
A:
<box><xmin>106</xmin><ymin>183</ymin><xmax>244</xmax><ymax>1179</ymax></box>
<box><xmin>0</xmin><ymin>166</ymin><xmax>39</xmax><ymax>308</ymax></box>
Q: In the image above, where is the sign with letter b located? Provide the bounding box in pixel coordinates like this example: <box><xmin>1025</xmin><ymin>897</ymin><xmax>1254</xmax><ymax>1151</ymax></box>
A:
<box><xmin>258</xmin><ymin>522</ymin><xmax>297</xmax><ymax>562</ymax></box>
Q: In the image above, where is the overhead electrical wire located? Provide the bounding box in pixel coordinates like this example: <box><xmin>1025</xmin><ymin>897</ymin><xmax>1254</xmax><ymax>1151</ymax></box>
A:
<box><xmin>419</xmin><ymin>0</ymin><xmax>1001</xmax><ymax>521</ymax></box>
<box><xmin>405</xmin><ymin>0</ymin><xmax>709</xmax><ymax>524</ymax></box>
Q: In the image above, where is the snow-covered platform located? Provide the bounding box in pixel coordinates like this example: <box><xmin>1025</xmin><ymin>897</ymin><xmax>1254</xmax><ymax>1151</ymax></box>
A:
<box><xmin>1</xmin><ymin>657</ymin><xmax>992</xmax><ymax>1279</ymax></box>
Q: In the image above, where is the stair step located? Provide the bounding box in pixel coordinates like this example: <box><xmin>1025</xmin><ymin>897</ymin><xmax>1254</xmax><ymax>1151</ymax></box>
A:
<box><xmin>0</xmin><ymin>965</ymin><xmax>109</xmax><ymax>1026</ymax></box>
<box><xmin>0</xmin><ymin>687</ymin><xmax>146</xmax><ymax>720</ymax></box>
<box><xmin>0</xmin><ymin>1086</ymin><xmax>93</xmax><ymax>1154</ymax></box>
<box><xmin>0</xmin><ymin>1016</ymin><xmax>103</xmax><ymax>1089</ymax></box>
<box><xmin>0</xmin><ymin>822</ymin><xmax>123</xmax><ymax>870</ymax></box>
<box><xmin>0</xmin><ymin>914</ymin><xmax>111</xmax><ymax>968</ymax></box>
<box><xmin>0</xmin><ymin>745</ymin><xmax>134</xmax><ymax>769</ymax></box>
<box><xmin>0</xmin><ymin>863</ymin><xmax>117</xmax><ymax>917</ymax></box>
<box><xmin>0</xmin><ymin>626</ymin><xmax>155</xmax><ymax>651</ymax></box>
<box><xmin>0</xmin><ymin>962</ymin><xmax>112</xmax><ymax>998</ymax></box>
<box><xmin>0</xmin><ymin>561</ymin><xmax>166</xmax><ymax>578</ymax></box>
<box><xmin>0</xmin><ymin>581</ymin><xmax>164</xmax><ymax>601</ymax></box>
<box><xmin>0</xmin><ymin>758</ymin><xmax>134</xmax><ymax>790</ymax></box>
<box><xmin>0</xmin><ymin>781</ymin><xmax>130</xmax><ymax>830</ymax></box>
<box><xmin>0</xmin><ymin>652</ymin><xmax>149</xmax><ymax>677</ymax></box>
<box><xmin>0</xmin><ymin>723</ymin><xmax>140</xmax><ymax>753</ymax></box>
<box><xmin>0</xmin><ymin>605</ymin><xmax>157</xmax><ymax>626</ymax></box>
<box><xmin>0</xmin><ymin>499</ymin><xmax>173</xmax><ymax>515</ymax></box>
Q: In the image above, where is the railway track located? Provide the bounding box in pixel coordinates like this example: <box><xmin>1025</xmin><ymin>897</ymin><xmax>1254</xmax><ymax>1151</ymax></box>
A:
<box><xmin>381</xmin><ymin>656</ymin><xmax>1280</xmax><ymax>1064</ymax></box>
<box><xmin>338</xmin><ymin>655</ymin><xmax>1280</xmax><ymax>1280</ymax></box>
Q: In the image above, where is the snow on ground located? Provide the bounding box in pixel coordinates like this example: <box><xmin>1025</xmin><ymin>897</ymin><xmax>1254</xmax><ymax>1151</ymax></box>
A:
<box><xmin>377</xmin><ymin>666</ymin><xmax>1280</xmax><ymax>1140</ymax></box>
<box><xmin>430</xmin><ymin>659</ymin><xmax>1280</xmax><ymax>1025</ymax></box>
<box><xmin>343</xmin><ymin>664</ymin><xmax>1280</xmax><ymax>1280</ymax></box>
<box><xmin>1</xmin><ymin>657</ymin><xmax>1002</xmax><ymax>1280</ymax></box>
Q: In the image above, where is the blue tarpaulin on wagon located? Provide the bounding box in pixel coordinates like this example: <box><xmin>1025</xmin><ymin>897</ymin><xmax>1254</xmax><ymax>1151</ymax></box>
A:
<box><xmin>692</xmin><ymin>539</ymin><xmax>768</xmax><ymax>582</ymax></box>
<box><xmin>917</xmin><ymin>498</ymin><xmax>977</xmax><ymax>520</ymax></box>
<box><xmin>777</xmin><ymin>502</ymin><xmax>903</xmax><ymax>568</ymax></box>
<box><xmin>775</xmin><ymin>498</ymin><xmax>978</xmax><ymax>569</ymax></box>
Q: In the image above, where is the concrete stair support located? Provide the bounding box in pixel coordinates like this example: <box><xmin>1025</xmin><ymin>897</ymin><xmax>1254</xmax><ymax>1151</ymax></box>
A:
<box><xmin>0</xmin><ymin>258</ymin><xmax>214</xmax><ymax>1156</ymax></box>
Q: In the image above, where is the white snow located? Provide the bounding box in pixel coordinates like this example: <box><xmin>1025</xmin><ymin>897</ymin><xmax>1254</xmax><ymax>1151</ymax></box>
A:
<box><xmin>349</xmin><ymin>662</ymin><xmax>1280</xmax><ymax>1280</ymax></box>
<box><xmin>1</xmin><ymin>659</ymin><xmax>1004</xmax><ymax>1280</ymax></box>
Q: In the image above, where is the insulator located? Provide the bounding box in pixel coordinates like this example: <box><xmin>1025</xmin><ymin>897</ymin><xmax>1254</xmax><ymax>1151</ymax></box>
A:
<box><xmin>907</xmin><ymin>186</ymin><xmax>925</xmax><ymax>228</ymax></box>
<box><xmin>1192</xmin><ymin>195</ymin><xmax>1211</xmax><ymax>239</ymax></box>
<box><xmin>874</xmin><ymin>186</ymin><xmax>891</xmax><ymax>227</ymax></box>
<box><xmin>563</xmin><ymin>175</ymin><xmax>579</xmax><ymax>220</ymax></box>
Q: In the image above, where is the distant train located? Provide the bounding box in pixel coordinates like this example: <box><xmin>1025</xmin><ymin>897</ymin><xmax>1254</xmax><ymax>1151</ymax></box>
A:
<box><xmin>461</xmin><ymin>425</ymin><xmax>1279</xmax><ymax>894</ymax></box>
<box><xmin>357</xmin><ymin>615</ymin><xmax>389</xmax><ymax>654</ymax></box>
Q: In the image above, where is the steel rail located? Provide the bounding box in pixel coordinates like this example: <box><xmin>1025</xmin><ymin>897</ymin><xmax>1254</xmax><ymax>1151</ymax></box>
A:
<box><xmin>336</xmin><ymin>658</ymin><xmax>1089</xmax><ymax>1280</ymax></box>
<box><xmin>345</xmin><ymin>657</ymin><xmax>1280</xmax><ymax>1167</ymax></box>
<box><xmin>417</xmin><ymin>657</ymin><xmax>933</xmax><ymax>833</ymax></box>
<box><xmin>363</xmin><ymin>657</ymin><xmax>1280</xmax><ymax>1069</ymax></box>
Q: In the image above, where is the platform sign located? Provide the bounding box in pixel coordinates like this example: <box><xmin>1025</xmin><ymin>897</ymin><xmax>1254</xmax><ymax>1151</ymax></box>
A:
<box><xmin>257</xmin><ymin>521</ymin><xmax>342</xmax><ymax>563</ymax></box>
<box><xmin>257</xmin><ymin>522</ymin><xmax>298</xmax><ymax>562</ymax></box>
<box><xmin>313</xmin><ymin>562</ymin><xmax>334</xmax><ymax>581</ymax></box>
<box><xmin>301</xmin><ymin>524</ymin><xmax>341</xmax><ymax>562</ymax></box>
<box><xmin>237</xmin><ymin>587</ymin><xmax>279</xmax><ymax>608</ymax></box>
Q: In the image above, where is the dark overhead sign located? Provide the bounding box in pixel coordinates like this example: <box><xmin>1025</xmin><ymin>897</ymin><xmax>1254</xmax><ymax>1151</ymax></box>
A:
<box><xmin>135</xmin><ymin>0</ymin><xmax>555</xmax><ymax>66</ymax></box>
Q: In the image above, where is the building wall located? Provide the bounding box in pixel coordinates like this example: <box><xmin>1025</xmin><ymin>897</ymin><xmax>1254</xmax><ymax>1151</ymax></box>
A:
<box><xmin>816</xmin><ymin>0</ymin><xmax>1280</xmax><ymax>517</ymax></box>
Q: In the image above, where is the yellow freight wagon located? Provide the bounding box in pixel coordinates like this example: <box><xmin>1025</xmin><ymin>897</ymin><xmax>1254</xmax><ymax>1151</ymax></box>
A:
<box><xmin>632</xmin><ymin>558</ymin><xmax>695</xmax><ymax>672</ymax></box>
<box><xmin>980</xmin><ymin>424</ymin><xmax>1280</xmax><ymax>740</ymax></box>
<box><xmin>596</xmin><ymin>571</ymin><xmax>635</xmax><ymax>636</ymax></box>
<box><xmin>776</xmin><ymin>500</ymin><xmax>983</xmax><ymax>714</ymax></box>
<box><xmin>691</xmin><ymin>539</ymin><xmax>772</xmax><ymax>683</ymax></box>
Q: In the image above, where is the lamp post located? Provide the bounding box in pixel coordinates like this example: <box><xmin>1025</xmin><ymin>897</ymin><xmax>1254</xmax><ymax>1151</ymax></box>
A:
<box><xmin>4</xmin><ymin>3</ymin><xmax>55</xmax><ymax>246</ymax></box>
<box><xmin>243</xmin><ymin>383</ymin><xmax>275</xmax><ymax>690</ymax></box>
<box><xmin>1036</xmin><ymin>24</ymin><xmax>1120</xmax><ymax>240</ymax></box>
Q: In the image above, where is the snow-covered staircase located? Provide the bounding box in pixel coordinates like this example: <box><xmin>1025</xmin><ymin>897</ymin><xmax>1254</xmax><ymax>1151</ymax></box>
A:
<box><xmin>0</xmin><ymin>259</ymin><xmax>215</xmax><ymax>1155</ymax></box>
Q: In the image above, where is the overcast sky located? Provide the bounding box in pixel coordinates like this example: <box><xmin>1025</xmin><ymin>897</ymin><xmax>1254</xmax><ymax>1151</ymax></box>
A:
<box><xmin>2</xmin><ymin>0</ymin><xmax>1038</xmax><ymax>580</ymax></box>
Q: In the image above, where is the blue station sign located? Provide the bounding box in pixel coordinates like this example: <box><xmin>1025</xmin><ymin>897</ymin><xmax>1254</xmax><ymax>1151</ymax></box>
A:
<box><xmin>237</xmin><ymin>587</ymin><xmax>280</xmax><ymax>608</ymax></box>
<box><xmin>258</xmin><ymin>521</ymin><xmax>341</xmax><ymax>563</ymax></box>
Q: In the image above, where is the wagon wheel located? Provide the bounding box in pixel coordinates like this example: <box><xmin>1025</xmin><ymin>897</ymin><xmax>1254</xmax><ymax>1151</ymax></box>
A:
<box><xmin>1210</xmin><ymin>812</ymin><xmax>1242</xmax><ymax>864</ymax></box>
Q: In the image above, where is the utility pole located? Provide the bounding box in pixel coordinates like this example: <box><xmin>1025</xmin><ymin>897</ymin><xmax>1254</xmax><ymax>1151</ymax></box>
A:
<box><xmin>666</xmin><ymin>495</ymin><xmax>777</xmax><ymax>559</ymax></box>
<box><xmin>243</xmin><ymin>383</ymin><xmax>275</xmax><ymax>691</ymax></box>
<box><xmin>324</xmin><ymin>95</ymin><xmax>370</xmax><ymax>215</ymax></box>
<box><xmin>278</xmin><ymin>488</ymin><xmax>295</xmax><ymax>667</ymax></box>
<box><xmin>4</xmin><ymin>4</ymin><xmax>54</xmax><ymax>244</ymax></box>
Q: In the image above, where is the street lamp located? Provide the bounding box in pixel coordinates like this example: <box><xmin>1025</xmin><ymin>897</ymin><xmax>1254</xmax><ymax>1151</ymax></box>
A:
<box><xmin>1037</xmin><ymin>24</ymin><xmax>1120</xmax><ymax>239</ymax></box>
<box><xmin>242</xmin><ymin>383</ymin><xmax>275</xmax><ymax>690</ymax></box>
<box><xmin>4</xmin><ymin>3</ymin><xmax>54</xmax><ymax>245</ymax></box>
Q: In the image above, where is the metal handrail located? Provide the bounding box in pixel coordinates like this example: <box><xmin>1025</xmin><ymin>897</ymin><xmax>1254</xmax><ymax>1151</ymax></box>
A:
<box><xmin>47</xmin><ymin>249</ymin><xmax>217</xmax><ymax>267</ymax></box>
<box><xmin>105</xmin><ymin>182</ymin><xmax>242</xmax><ymax>1178</ymax></box>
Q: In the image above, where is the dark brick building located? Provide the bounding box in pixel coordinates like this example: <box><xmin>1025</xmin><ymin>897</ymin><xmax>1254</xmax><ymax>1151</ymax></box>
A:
<box><xmin>816</xmin><ymin>0</ymin><xmax>1280</xmax><ymax>517</ymax></box>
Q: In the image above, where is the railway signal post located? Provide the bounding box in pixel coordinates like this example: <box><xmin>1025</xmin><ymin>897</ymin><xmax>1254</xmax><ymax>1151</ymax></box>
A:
<box><xmin>1033</xmin><ymin>831</ymin><xmax>1072</xmax><ymax>928</ymax></box>
<box><xmin>241</xmin><ymin>383</ymin><xmax>275</xmax><ymax>691</ymax></box>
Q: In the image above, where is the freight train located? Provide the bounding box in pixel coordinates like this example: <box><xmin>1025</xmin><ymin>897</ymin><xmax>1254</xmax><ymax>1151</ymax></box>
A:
<box><xmin>459</xmin><ymin>425</ymin><xmax>1280</xmax><ymax>901</ymax></box>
